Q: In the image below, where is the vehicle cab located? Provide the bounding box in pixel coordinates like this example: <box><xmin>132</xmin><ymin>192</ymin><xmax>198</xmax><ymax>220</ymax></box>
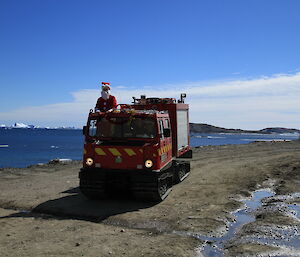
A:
<box><xmin>83</xmin><ymin>108</ymin><xmax>173</xmax><ymax>172</ymax></box>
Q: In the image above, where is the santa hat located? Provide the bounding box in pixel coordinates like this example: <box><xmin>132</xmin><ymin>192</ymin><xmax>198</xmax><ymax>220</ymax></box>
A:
<box><xmin>101</xmin><ymin>82</ymin><xmax>111</xmax><ymax>91</ymax></box>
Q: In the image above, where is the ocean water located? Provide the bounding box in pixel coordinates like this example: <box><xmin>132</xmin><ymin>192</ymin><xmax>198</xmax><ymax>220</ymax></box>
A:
<box><xmin>0</xmin><ymin>129</ymin><xmax>83</xmax><ymax>168</ymax></box>
<box><xmin>0</xmin><ymin>129</ymin><xmax>299</xmax><ymax>168</ymax></box>
<box><xmin>190</xmin><ymin>132</ymin><xmax>299</xmax><ymax>147</ymax></box>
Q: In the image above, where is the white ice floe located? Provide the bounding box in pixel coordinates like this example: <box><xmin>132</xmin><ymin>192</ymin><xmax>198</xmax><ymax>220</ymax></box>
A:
<box><xmin>13</xmin><ymin>122</ymin><xmax>29</xmax><ymax>128</ymax></box>
<box><xmin>49</xmin><ymin>158</ymin><xmax>72</xmax><ymax>164</ymax></box>
<box><xmin>241</xmin><ymin>139</ymin><xmax>292</xmax><ymax>142</ymax></box>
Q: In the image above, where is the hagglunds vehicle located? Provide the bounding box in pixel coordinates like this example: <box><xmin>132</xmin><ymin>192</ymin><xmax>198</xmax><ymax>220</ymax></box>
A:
<box><xmin>79</xmin><ymin>94</ymin><xmax>192</xmax><ymax>201</ymax></box>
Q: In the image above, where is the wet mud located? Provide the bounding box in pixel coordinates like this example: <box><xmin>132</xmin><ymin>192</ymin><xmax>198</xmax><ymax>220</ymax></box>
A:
<box><xmin>198</xmin><ymin>189</ymin><xmax>277</xmax><ymax>256</ymax></box>
<box><xmin>173</xmin><ymin>187</ymin><xmax>300</xmax><ymax>257</ymax></box>
<box><xmin>225</xmin><ymin>191</ymin><xmax>300</xmax><ymax>256</ymax></box>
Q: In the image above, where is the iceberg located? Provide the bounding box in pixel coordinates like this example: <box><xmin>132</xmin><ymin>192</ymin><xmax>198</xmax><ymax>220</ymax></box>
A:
<box><xmin>14</xmin><ymin>122</ymin><xmax>30</xmax><ymax>128</ymax></box>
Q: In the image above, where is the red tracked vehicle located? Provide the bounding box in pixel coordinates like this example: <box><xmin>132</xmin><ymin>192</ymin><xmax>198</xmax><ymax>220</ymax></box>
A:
<box><xmin>79</xmin><ymin>93</ymin><xmax>192</xmax><ymax>201</ymax></box>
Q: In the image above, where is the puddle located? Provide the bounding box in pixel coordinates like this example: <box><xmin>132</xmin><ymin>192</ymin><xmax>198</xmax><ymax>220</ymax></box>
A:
<box><xmin>236</xmin><ymin>192</ymin><xmax>300</xmax><ymax>256</ymax></box>
<box><xmin>192</xmin><ymin>190</ymin><xmax>300</xmax><ymax>257</ymax></box>
<box><xmin>287</xmin><ymin>193</ymin><xmax>300</xmax><ymax>220</ymax></box>
<box><xmin>196</xmin><ymin>189</ymin><xmax>276</xmax><ymax>256</ymax></box>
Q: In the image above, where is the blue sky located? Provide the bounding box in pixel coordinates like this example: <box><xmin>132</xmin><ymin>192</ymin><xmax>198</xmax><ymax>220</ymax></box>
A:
<box><xmin>1</xmin><ymin>0</ymin><xmax>300</xmax><ymax>129</ymax></box>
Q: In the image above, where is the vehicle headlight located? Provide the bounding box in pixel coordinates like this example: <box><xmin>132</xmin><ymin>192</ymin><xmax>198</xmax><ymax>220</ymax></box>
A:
<box><xmin>86</xmin><ymin>158</ymin><xmax>94</xmax><ymax>166</ymax></box>
<box><xmin>145</xmin><ymin>159</ymin><xmax>153</xmax><ymax>168</ymax></box>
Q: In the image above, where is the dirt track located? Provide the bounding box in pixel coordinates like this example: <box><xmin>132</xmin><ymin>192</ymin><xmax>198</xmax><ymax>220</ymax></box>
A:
<box><xmin>0</xmin><ymin>140</ymin><xmax>300</xmax><ymax>256</ymax></box>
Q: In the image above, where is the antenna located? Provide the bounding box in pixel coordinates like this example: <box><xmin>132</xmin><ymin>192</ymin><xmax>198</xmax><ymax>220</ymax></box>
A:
<box><xmin>178</xmin><ymin>93</ymin><xmax>186</xmax><ymax>103</ymax></box>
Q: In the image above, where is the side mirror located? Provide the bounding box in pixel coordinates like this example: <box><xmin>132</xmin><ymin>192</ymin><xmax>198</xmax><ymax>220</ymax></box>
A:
<box><xmin>163</xmin><ymin>128</ymin><xmax>171</xmax><ymax>137</ymax></box>
<box><xmin>82</xmin><ymin>126</ymin><xmax>87</xmax><ymax>135</ymax></box>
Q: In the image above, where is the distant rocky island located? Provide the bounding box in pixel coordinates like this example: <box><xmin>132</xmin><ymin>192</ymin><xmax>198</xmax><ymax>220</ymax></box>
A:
<box><xmin>190</xmin><ymin>123</ymin><xmax>300</xmax><ymax>134</ymax></box>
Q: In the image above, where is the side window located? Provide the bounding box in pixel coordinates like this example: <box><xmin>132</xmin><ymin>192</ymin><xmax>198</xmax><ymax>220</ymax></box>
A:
<box><xmin>89</xmin><ymin>120</ymin><xmax>97</xmax><ymax>136</ymax></box>
<box><xmin>159</xmin><ymin>120</ymin><xmax>164</xmax><ymax>138</ymax></box>
<box><xmin>165</xmin><ymin>119</ymin><xmax>170</xmax><ymax>128</ymax></box>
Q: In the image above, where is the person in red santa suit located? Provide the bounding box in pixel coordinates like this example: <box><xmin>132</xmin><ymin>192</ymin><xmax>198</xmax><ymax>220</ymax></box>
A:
<box><xmin>95</xmin><ymin>82</ymin><xmax>118</xmax><ymax>112</ymax></box>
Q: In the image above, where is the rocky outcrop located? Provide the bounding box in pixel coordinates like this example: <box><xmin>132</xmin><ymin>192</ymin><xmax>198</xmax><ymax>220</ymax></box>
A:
<box><xmin>190</xmin><ymin>123</ymin><xmax>300</xmax><ymax>134</ymax></box>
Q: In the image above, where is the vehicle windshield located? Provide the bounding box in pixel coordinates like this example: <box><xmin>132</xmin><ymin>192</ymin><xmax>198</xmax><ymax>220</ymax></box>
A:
<box><xmin>89</xmin><ymin>117</ymin><xmax>157</xmax><ymax>139</ymax></box>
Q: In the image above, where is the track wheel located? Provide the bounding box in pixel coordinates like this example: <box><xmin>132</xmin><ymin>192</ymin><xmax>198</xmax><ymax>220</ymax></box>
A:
<box><xmin>174</xmin><ymin>163</ymin><xmax>190</xmax><ymax>183</ymax></box>
<box><xmin>156</xmin><ymin>178</ymin><xmax>172</xmax><ymax>201</ymax></box>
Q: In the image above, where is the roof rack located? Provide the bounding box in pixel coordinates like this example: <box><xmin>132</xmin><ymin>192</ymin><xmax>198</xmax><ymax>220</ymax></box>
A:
<box><xmin>132</xmin><ymin>96</ymin><xmax>176</xmax><ymax>105</ymax></box>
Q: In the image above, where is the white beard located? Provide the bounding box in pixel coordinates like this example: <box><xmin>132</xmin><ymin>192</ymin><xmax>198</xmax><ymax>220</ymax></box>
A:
<box><xmin>101</xmin><ymin>91</ymin><xmax>110</xmax><ymax>100</ymax></box>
